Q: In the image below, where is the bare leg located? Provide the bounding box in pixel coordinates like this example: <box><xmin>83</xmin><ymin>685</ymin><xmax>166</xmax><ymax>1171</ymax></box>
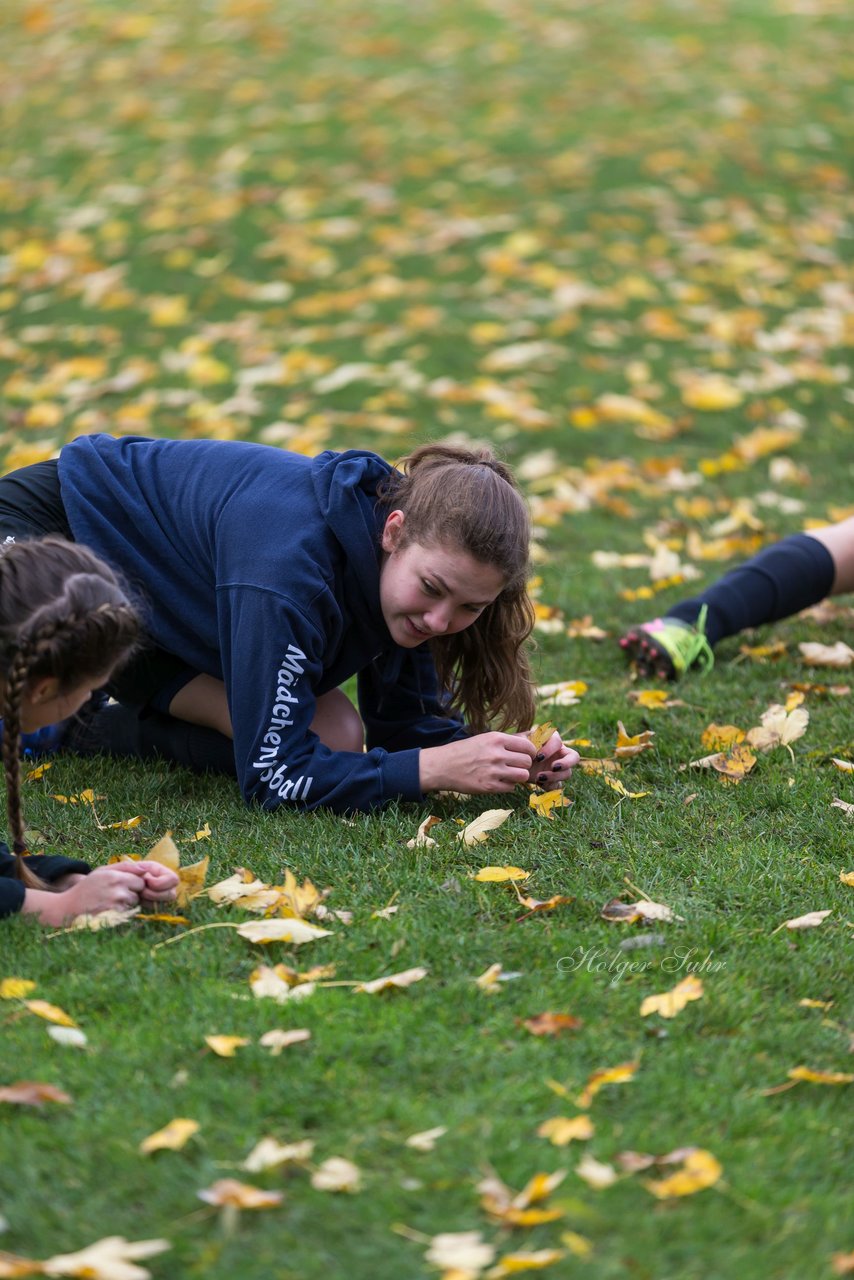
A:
<box><xmin>807</xmin><ymin>517</ymin><xmax>854</xmax><ymax>594</ymax></box>
<box><xmin>168</xmin><ymin>677</ymin><xmax>364</xmax><ymax>752</ymax></box>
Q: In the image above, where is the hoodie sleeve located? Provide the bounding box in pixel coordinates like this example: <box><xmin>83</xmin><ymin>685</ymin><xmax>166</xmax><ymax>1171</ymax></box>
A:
<box><xmin>220</xmin><ymin>586</ymin><xmax>425</xmax><ymax>814</ymax></box>
<box><xmin>358</xmin><ymin>646</ymin><xmax>471</xmax><ymax>753</ymax></box>
<box><xmin>0</xmin><ymin>844</ymin><xmax>91</xmax><ymax>920</ymax></box>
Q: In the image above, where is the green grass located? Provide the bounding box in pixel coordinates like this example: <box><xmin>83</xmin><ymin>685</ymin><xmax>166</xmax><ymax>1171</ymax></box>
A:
<box><xmin>1</xmin><ymin>1</ymin><xmax>853</xmax><ymax>1276</ymax></box>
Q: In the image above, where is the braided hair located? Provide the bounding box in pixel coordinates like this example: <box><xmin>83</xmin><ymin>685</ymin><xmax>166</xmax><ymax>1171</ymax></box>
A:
<box><xmin>0</xmin><ymin>537</ymin><xmax>139</xmax><ymax>888</ymax></box>
<box><xmin>378</xmin><ymin>443</ymin><xmax>536</xmax><ymax>733</ymax></box>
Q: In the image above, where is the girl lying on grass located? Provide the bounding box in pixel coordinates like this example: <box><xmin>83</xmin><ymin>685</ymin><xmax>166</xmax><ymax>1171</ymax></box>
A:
<box><xmin>0</xmin><ymin>438</ymin><xmax>578</xmax><ymax>813</ymax></box>
<box><xmin>0</xmin><ymin>537</ymin><xmax>178</xmax><ymax>924</ymax></box>
<box><xmin>619</xmin><ymin>516</ymin><xmax>854</xmax><ymax>679</ymax></box>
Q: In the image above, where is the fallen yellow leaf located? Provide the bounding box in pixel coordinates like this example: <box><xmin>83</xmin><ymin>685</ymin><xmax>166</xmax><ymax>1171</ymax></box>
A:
<box><xmin>355</xmin><ymin>966</ymin><xmax>428</xmax><ymax>994</ymax></box>
<box><xmin>645</xmin><ymin>1149</ymin><xmax>722</xmax><ymax>1199</ymax></box>
<box><xmin>474</xmin><ymin>865</ymin><xmax>529</xmax><ymax>883</ymax></box>
<box><xmin>310</xmin><ymin>1157</ymin><xmax>362</xmax><ymax>1193</ymax></box>
<box><xmin>458</xmin><ymin>809</ymin><xmax>514</xmax><ymax>846</ymax></box>
<box><xmin>615</xmin><ymin>721</ymin><xmax>655</xmax><ymax>758</ymax></box>
<box><xmin>0</xmin><ymin>978</ymin><xmax>36</xmax><ymax>1000</ymax></box>
<box><xmin>139</xmin><ymin>1118</ymin><xmax>200</xmax><ymax>1155</ymax></box>
<box><xmin>577</xmin><ymin>1061</ymin><xmax>639</xmax><ymax>1109</ymax></box>
<box><xmin>537</xmin><ymin>1115</ymin><xmax>594</xmax><ymax>1146</ymax></box>
<box><xmin>24</xmin><ymin>1000</ymin><xmax>76</xmax><ymax>1028</ymax></box>
<box><xmin>204</xmin><ymin>1035</ymin><xmax>250</xmax><ymax>1058</ymax></box>
<box><xmin>528</xmin><ymin>788</ymin><xmax>571</xmax><ymax>818</ymax></box>
<box><xmin>640</xmin><ymin>975</ymin><xmax>704</xmax><ymax>1019</ymax></box>
<box><xmin>197</xmin><ymin>1178</ymin><xmax>283</xmax><ymax>1209</ymax></box>
<box><xmin>258</xmin><ymin>1028</ymin><xmax>311</xmax><ymax>1056</ymax></box>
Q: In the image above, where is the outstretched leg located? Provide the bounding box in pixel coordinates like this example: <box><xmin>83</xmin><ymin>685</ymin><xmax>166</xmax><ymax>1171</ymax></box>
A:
<box><xmin>620</xmin><ymin>528</ymin><xmax>841</xmax><ymax>679</ymax></box>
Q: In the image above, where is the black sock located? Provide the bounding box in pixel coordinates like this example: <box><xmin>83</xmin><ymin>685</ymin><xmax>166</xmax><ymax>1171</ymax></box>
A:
<box><xmin>65</xmin><ymin>703</ymin><xmax>237</xmax><ymax>778</ymax></box>
<box><xmin>667</xmin><ymin>533</ymin><xmax>835</xmax><ymax>647</ymax></box>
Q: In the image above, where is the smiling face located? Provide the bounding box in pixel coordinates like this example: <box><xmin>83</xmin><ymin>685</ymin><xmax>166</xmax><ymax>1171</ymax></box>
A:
<box><xmin>379</xmin><ymin>510</ymin><xmax>506</xmax><ymax>648</ymax></box>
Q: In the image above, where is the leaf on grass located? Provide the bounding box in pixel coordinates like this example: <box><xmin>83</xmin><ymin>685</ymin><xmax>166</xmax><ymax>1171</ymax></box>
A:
<box><xmin>474</xmin><ymin>963</ymin><xmax>517</xmax><ymax>992</ymax></box>
<box><xmin>139</xmin><ymin>1118</ymin><xmax>200</xmax><ymax>1155</ymax></box>
<box><xmin>355</xmin><ymin>966</ymin><xmax>427</xmax><ymax>994</ymax></box>
<box><xmin>176</xmin><ymin>856</ymin><xmax>209</xmax><ymax>906</ymax></box>
<box><xmin>577</xmin><ymin>1061</ymin><xmax>639</xmax><ymax>1109</ymax></box>
<box><xmin>739</xmin><ymin>640</ymin><xmax>788</xmax><ymax>663</ymax></box>
<box><xmin>185</xmin><ymin>823</ymin><xmax>212</xmax><ymax>842</ymax></box>
<box><xmin>840</xmin><ymin>870</ymin><xmax>854</xmax><ymax>886</ymax></box>
<box><xmin>528</xmin><ymin>722</ymin><xmax>556</xmax><ymax>751</ymax></box>
<box><xmin>145</xmin><ymin>833</ymin><xmax>180</xmax><ymax>871</ymax></box>
<box><xmin>0</xmin><ymin>1082</ymin><xmax>71</xmax><ymax>1107</ymax></box>
<box><xmin>575</xmin><ymin>1153</ymin><xmax>618</xmax><ymax>1189</ymax></box>
<box><xmin>405</xmin><ymin>1126</ymin><xmax>447</xmax><ymax>1151</ymax></box>
<box><xmin>537</xmin><ymin>1115</ymin><xmax>594</xmax><ymax>1146</ymax></box>
<box><xmin>689</xmin><ymin>744</ymin><xmax>756</xmax><ymax>782</ymax></box>
<box><xmin>236</xmin><ymin>919</ymin><xmax>332</xmax><ymax>946</ymax></box>
<box><xmin>535</xmin><ymin>680</ymin><xmax>588</xmax><ymax>706</ymax></box>
<box><xmin>258</xmin><ymin>1029</ymin><xmax>311</xmax><ymax>1056</ymax></box>
<box><xmin>0</xmin><ymin>1250</ymin><xmax>43</xmax><ymax>1277</ymax></box>
<box><xmin>458</xmin><ymin>810</ymin><xmax>513</xmax><ymax>846</ymax></box>
<box><xmin>278</xmin><ymin>868</ymin><xmax>326</xmax><ymax>919</ymax></box>
<box><xmin>601</xmin><ymin>898</ymin><xmax>680</xmax><ymax>924</ymax></box>
<box><xmin>310</xmin><ymin>1157</ymin><xmax>361</xmax><ymax>1193</ymax></box>
<box><xmin>780</xmin><ymin>910</ymin><xmax>832</xmax><ymax>931</ymax></box>
<box><xmin>137</xmin><ymin>912</ymin><xmax>190</xmax><ymax>926</ymax></box>
<box><xmin>831</xmin><ymin>758</ymin><xmax>854</xmax><ymax>772</ymax></box>
<box><xmin>24</xmin><ymin>1000</ymin><xmax>76</xmax><ymax>1027</ymax></box>
<box><xmin>25</xmin><ymin>762</ymin><xmax>52</xmax><ymax>782</ymax></box>
<box><xmin>603</xmin><ymin>776</ymin><xmax>649</xmax><ymax>799</ymax></box>
<box><xmin>40</xmin><ymin>1236</ymin><xmax>171</xmax><ymax>1279</ymax></box>
<box><xmin>207</xmin><ymin>869</ymin><xmax>270</xmax><ymax>905</ymax></box>
<box><xmin>831</xmin><ymin>1250</ymin><xmax>854</xmax><ymax>1277</ymax></box>
<box><xmin>516</xmin><ymin>894</ymin><xmax>574</xmax><ymax>918</ymax></box>
<box><xmin>746</xmin><ymin>704</ymin><xmax>809</xmax><ymax>752</ymax></box>
<box><xmin>528</xmin><ymin>788</ymin><xmax>571</xmax><ymax>818</ymax></box>
<box><xmin>799</xmin><ymin>641</ymin><xmax>854</xmax><ymax>667</ymax></box>
<box><xmin>479</xmin><ymin>1170</ymin><xmax>566</xmax><ymax>1226</ymax></box>
<box><xmin>66</xmin><ymin>908</ymin><xmax>139</xmax><ymax>932</ymax></box>
<box><xmin>0</xmin><ymin>978</ymin><xmax>35</xmax><ymax>1000</ymax></box>
<box><xmin>644</xmin><ymin>1149</ymin><xmax>722</xmax><ymax>1199</ymax></box>
<box><xmin>406</xmin><ymin>815</ymin><xmax>441</xmax><ymax>848</ymax></box>
<box><xmin>832</xmin><ymin>799</ymin><xmax>854</xmax><ymax>816</ymax></box>
<box><xmin>640</xmin><ymin>975</ymin><xmax>704</xmax><ymax>1019</ymax></box>
<box><xmin>197</xmin><ymin>1179</ymin><xmax>283</xmax><ymax>1209</ymax></box>
<box><xmin>47</xmin><ymin>1026</ymin><xmax>88</xmax><ymax>1049</ymax></box>
<box><xmin>577</xmin><ymin>757</ymin><xmax>620</xmax><ymax>775</ymax></box>
<box><xmin>243</xmin><ymin>1137</ymin><xmax>314</xmax><ymax>1172</ymax></box>
<box><xmin>629</xmin><ymin>689</ymin><xmax>681</xmax><ymax>711</ymax></box>
<box><xmin>474</xmin><ymin>865</ymin><xmax>529</xmax><ymax>883</ymax></box>
<box><xmin>424</xmin><ymin>1232</ymin><xmax>495</xmax><ymax>1274</ymax></box>
<box><xmin>614</xmin><ymin>721</ymin><xmax>655</xmax><ymax>758</ymax></box>
<box><xmin>521</xmin><ymin>1013</ymin><xmax>582</xmax><ymax>1037</ymax></box>
<box><xmin>487</xmin><ymin>1249</ymin><xmax>565</xmax><ymax>1277</ymax></box>
<box><xmin>700</xmin><ymin>723</ymin><xmax>746</xmax><ymax>751</ymax></box>
<box><xmin>204</xmin><ymin>1035</ymin><xmax>250</xmax><ymax>1058</ymax></box>
<box><xmin>787</xmin><ymin>1066</ymin><xmax>854</xmax><ymax>1086</ymax></box>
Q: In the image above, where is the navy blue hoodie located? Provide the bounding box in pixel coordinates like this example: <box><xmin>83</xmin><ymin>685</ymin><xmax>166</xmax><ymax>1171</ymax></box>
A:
<box><xmin>58</xmin><ymin>435</ymin><xmax>468</xmax><ymax>813</ymax></box>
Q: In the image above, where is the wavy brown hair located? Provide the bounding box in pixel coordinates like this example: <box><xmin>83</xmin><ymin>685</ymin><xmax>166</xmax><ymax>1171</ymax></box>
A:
<box><xmin>379</xmin><ymin>444</ymin><xmax>536</xmax><ymax>733</ymax></box>
<box><xmin>0</xmin><ymin>537</ymin><xmax>139</xmax><ymax>890</ymax></box>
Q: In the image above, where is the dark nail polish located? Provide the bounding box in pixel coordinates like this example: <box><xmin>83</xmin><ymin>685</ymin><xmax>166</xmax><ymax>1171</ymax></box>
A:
<box><xmin>537</xmin><ymin>773</ymin><xmax>547</xmax><ymax>784</ymax></box>
<box><xmin>535</xmin><ymin>752</ymin><xmax>545</xmax><ymax>762</ymax></box>
<box><xmin>551</xmin><ymin>763</ymin><xmax>564</xmax><ymax>771</ymax></box>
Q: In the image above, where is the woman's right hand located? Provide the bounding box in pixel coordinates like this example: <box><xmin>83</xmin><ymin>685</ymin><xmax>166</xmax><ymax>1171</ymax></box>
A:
<box><xmin>419</xmin><ymin>732</ymin><xmax>537</xmax><ymax>795</ymax></box>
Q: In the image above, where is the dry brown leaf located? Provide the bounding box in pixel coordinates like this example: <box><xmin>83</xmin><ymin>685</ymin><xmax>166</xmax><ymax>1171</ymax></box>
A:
<box><xmin>197</xmin><ymin>1179</ymin><xmax>283</xmax><ymax>1209</ymax></box>
<box><xmin>575</xmin><ymin>1153</ymin><xmax>618</xmax><ymax>1189</ymax></box>
<box><xmin>528</xmin><ymin>721</ymin><xmax>556</xmax><ymax>751</ymax></box>
<box><xmin>528</xmin><ymin>788</ymin><xmax>571</xmax><ymax>818</ymax></box>
<box><xmin>24</xmin><ymin>1000</ymin><xmax>76</xmax><ymax>1028</ymax></box>
<box><xmin>354</xmin><ymin>966</ymin><xmax>427</xmax><ymax>994</ymax></box>
<box><xmin>406</xmin><ymin>815</ymin><xmax>441</xmax><ymax>848</ymax></box>
<box><xmin>640</xmin><ymin>975</ymin><xmax>704</xmax><ymax>1019</ymax></box>
<box><xmin>139</xmin><ymin>1118</ymin><xmax>199</xmax><ymax>1155</ymax></box>
<box><xmin>614</xmin><ymin>721</ymin><xmax>655</xmax><ymax>758</ymax></box>
<box><xmin>457</xmin><ymin>809</ymin><xmax>513</xmax><ymax>846</ymax></box>
<box><xmin>779</xmin><ymin>910</ymin><xmax>832</xmax><ymax>931</ymax></box>
<box><xmin>243</xmin><ymin>1137</ymin><xmax>314</xmax><ymax>1172</ymax></box>
<box><xmin>537</xmin><ymin>1115</ymin><xmax>595</xmax><ymax>1146</ymax></box>
<box><xmin>577</xmin><ymin>1061</ymin><xmax>639</xmax><ymax>1109</ymax></box>
<box><xmin>0</xmin><ymin>978</ymin><xmax>36</xmax><ymax>1000</ymax></box>
<box><xmin>644</xmin><ymin>1149</ymin><xmax>722</xmax><ymax>1199</ymax></box>
<box><xmin>700</xmin><ymin>723</ymin><xmax>745</xmax><ymax>751</ymax></box>
<box><xmin>0</xmin><ymin>1081</ymin><xmax>72</xmax><ymax>1107</ymax></box>
<box><xmin>487</xmin><ymin>1249</ymin><xmax>566</xmax><ymax>1277</ymax></box>
<box><xmin>746</xmin><ymin>704</ymin><xmax>809</xmax><ymax>753</ymax></box>
<box><xmin>799</xmin><ymin>641</ymin><xmax>854</xmax><ymax>668</ymax></box>
<box><xmin>236</xmin><ymin>919</ymin><xmax>331</xmax><ymax>946</ymax></box>
<box><xmin>310</xmin><ymin>1157</ymin><xmax>362</xmax><ymax>1193</ymax></box>
<box><xmin>204</xmin><ymin>1035</ymin><xmax>250</xmax><ymax>1058</ymax></box>
<box><xmin>521</xmin><ymin>1012</ymin><xmax>582</xmax><ymax>1037</ymax></box>
<box><xmin>258</xmin><ymin>1028</ymin><xmax>311</xmax><ymax>1056</ymax></box>
<box><xmin>515</xmin><ymin>894</ymin><xmax>574</xmax><ymax>918</ymax></box>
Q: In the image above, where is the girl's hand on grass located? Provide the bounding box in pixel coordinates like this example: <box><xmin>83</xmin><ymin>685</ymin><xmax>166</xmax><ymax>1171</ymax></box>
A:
<box><xmin>134</xmin><ymin>861</ymin><xmax>180</xmax><ymax>902</ymax></box>
<box><xmin>420</xmin><ymin>732</ymin><xmax>537</xmax><ymax>795</ymax></box>
<box><xmin>524</xmin><ymin>729</ymin><xmax>581</xmax><ymax>786</ymax></box>
<box><xmin>25</xmin><ymin>864</ymin><xmax>148</xmax><ymax>926</ymax></box>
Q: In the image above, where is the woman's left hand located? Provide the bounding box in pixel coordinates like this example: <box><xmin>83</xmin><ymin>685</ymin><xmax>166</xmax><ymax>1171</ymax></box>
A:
<box><xmin>520</xmin><ymin>730</ymin><xmax>580</xmax><ymax>787</ymax></box>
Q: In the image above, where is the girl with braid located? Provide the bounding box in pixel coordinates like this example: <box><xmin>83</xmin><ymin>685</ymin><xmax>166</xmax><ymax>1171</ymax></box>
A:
<box><xmin>0</xmin><ymin>537</ymin><xmax>178</xmax><ymax>924</ymax></box>
<box><xmin>0</xmin><ymin>438</ymin><xmax>579</xmax><ymax>814</ymax></box>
